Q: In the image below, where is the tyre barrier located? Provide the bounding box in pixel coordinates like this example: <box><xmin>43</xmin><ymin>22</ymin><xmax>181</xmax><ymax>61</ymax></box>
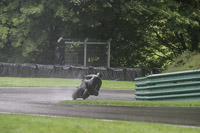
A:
<box><xmin>0</xmin><ymin>62</ymin><xmax>161</xmax><ymax>81</ymax></box>
<box><xmin>135</xmin><ymin>69</ymin><xmax>200</xmax><ymax>101</ymax></box>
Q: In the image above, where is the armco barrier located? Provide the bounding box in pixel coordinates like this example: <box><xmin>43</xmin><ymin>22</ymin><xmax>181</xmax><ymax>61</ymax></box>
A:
<box><xmin>135</xmin><ymin>70</ymin><xmax>200</xmax><ymax>101</ymax></box>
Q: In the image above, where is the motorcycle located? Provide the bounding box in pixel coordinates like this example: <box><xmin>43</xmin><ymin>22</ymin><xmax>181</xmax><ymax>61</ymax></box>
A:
<box><xmin>72</xmin><ymin>73</ymin><xmax>102</xmax><ymax>100</ymax></box>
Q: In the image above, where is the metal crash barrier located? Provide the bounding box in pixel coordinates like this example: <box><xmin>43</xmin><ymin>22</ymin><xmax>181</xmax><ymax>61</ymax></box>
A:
<box><xmin>135</xmin><ymin>70</ymin><xmax>200</xmax><ymax>101</ymax></box>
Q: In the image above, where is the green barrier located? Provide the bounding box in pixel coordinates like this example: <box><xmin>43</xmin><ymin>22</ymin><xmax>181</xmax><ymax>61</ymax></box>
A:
<box><xmin>135</xmin><ymin>70</ymin><xmax>200</xmax><ymax>101</ymax></box>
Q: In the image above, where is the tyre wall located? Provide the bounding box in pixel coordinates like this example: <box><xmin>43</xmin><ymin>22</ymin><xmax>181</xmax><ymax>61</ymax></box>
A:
<box><xmin>0</xmin><ymin>62</ymin><xmax>162</xmax><ymax>81</ymax></box>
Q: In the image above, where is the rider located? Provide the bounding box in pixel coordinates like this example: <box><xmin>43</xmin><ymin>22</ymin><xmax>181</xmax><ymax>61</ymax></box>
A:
<box><xmin>83</xmin><ymin>73</ymin><xmax>102</xmax><ymax>96</ymax></box>
<box><xmin>73</xmin><ymin>73</ymin><xmax>102</xmax><ymax>100</ymax></box>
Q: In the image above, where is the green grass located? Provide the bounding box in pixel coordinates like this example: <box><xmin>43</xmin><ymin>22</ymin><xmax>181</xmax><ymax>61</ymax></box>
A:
<box><xmin>163</xmin><ymin>50</ymin><xmax>200</xmax><ymax>73</ymax></box>
<box><xmin>0</xmin><ymin>77</ymin><xmax>80</xmax><ymax>88</ymax></box>
<box><xmin>0</xmin><ymin>113</ymin><xmax>199</xmax><ymax>133</ymax></box>
<box><xmin>60</xmin><ymin>100</ymin><xmax>200</xmax><ymax>107</ymax></box>
<box><xmin>0</xmin><ymin>77</ymin><xmax>135</xmax><ymax>89</ymax></box>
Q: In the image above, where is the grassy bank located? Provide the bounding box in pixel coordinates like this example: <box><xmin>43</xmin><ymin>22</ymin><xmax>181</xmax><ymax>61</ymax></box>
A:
<box><xmin>0</xmin><ymin>114</ymin><xmax>199</xmax><ymax>133</ymax></box>
<box><xmin>0</xmin><ymin>77</ymin><xmax>135</xmax><ymax>90</ymax></box>
<box><xmin>60</xmin><ymin>100</ymin><xmax>200</xmax><ymax>107</ymax></box>
<box><xmin>163</xmin><ymin>50</ymin><xmax>200</xmax><ymax>73</ymax></box>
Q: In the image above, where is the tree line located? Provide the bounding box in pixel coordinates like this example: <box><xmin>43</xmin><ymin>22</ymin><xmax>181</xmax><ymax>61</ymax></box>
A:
<box><xmin>0</xmin><ymin>0</ymin><xmax>199</xmax><ymax>68</ymax></box>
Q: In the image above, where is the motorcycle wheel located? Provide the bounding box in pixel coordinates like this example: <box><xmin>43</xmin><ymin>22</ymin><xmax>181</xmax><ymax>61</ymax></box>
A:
<box><xmin>72</xmin><ymin>88</ymin><xmax>84</xmax><ymax>100</ymax></box>
<box><xmin>82</xmin><ymin>90</ymin><xmax>90</xmax><ymax>100</ymax></box>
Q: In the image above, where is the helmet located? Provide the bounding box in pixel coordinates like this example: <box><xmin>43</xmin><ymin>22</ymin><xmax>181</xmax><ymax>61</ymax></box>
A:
<box><xmin>97</xmin><ymin>73</ymin><xmax>102</xmax><ymax>78</ymax></box>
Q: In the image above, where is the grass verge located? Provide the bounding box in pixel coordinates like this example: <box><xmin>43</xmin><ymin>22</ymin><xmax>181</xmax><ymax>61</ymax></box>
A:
<box><xmin>163</xmin><ymin>50</ymin><xmax>200</xmax><ymax>73</ymax></box>
<box><xmin>0</xmin><ymin>113</ymin><xmax>199</xmax><ymax>133</ymax></box>
<box><xmin>59</xmin><ymin>100</ymin><xmax>200</xmax><ymax>107</ymax></box>
<box><xmin>0</xmin><ymin>77</ymin><xmax>135</xmax><ymax>89</ymax></box>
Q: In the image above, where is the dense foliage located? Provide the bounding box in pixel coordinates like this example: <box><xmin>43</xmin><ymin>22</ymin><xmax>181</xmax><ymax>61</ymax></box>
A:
<box><xmin>0</xmin><ymin>0</ymin><xmax>200</xmax><ymax>68</ymax></box>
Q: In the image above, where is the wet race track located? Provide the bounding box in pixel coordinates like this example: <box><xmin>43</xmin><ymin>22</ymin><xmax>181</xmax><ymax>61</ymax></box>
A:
<box><xmin>0</xmin><ymin>87</ymin><xmax>200</xmax><ymax>127</ymax></box>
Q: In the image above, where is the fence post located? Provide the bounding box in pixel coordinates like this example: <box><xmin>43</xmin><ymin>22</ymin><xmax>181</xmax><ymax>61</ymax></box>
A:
<box><xmin>107</xmin><ymin>39</ymin><xmax>112</xmax><ymax>68</ymax></box>
<box><xmin>84</xmin><ymin>38</ymin><xmax>88</xmax><ymax>66</ymax></box>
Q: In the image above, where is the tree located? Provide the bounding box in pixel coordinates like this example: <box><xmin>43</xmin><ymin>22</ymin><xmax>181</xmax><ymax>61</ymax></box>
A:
<box><xmin>109</xmin><ymin>0</ymin><xmax>200</xmax><ymax>68</ymax></box>
<box><xmin>0</xmin><ymin>0</ymin><xmax>199</xmax><ymax>68</ymax></box>
<box><xmin>0</xmin><ymin>0</ymin><xmax>79</xmax><ymax>63</ymax></box>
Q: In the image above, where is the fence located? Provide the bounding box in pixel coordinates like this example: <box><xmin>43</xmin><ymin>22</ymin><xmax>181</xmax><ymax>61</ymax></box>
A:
<box><xmin>135</xmin><ymin>69</ymin><xmax>200</xmax><ymax>101</ymax></box>
<box><xmin>56</xmin><ymin>38</ymin><xmax>111</xmax><ymax>67</ymax></box>
<box><xmin>0</xmin><ymin>62</ymin><xmax>161</xmax><ymax>81</ymax></box>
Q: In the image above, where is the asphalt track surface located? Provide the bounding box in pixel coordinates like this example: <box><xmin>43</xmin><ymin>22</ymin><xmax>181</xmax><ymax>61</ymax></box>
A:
<box><xmin>0</xmin><ymin>87</ymin><xmax>200</xmax><ymax>127</ymax></box>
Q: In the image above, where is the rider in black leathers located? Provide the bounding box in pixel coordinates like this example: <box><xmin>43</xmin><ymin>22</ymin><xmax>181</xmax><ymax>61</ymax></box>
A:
<box><xmin>73</xmin><ymin>73</ymin><xmax>102</xmax><ymax>100</ymax></box>
<box><xmin>83</xmin><ymin>73</ymin><xmax>102</xmax><ymax>97</ymax></box>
